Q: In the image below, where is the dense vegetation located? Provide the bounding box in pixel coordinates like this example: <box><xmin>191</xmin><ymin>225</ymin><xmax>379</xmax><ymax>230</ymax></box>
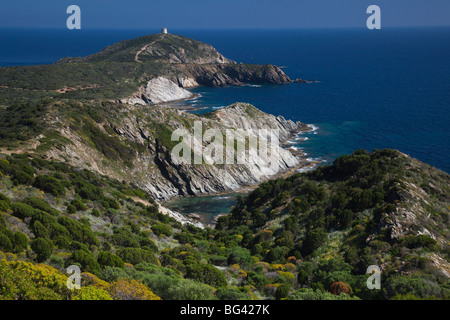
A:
<box><xmin>0</xmin><ymin>149</ymin><xmax>448</xmax><ymax>300</ymax></box>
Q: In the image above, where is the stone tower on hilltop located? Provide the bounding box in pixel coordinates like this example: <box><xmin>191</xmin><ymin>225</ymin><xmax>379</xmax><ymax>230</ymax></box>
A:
<box><xmin>161</xmin><ymin>28</ymin><xmax>168</xmax><ymax>34</ymax></box>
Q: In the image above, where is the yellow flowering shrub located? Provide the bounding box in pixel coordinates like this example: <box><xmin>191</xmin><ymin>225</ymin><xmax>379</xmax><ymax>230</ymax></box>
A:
<box><xmin>229</xmin><ymin>264</ymin><xmax>241</xmax><ymax>274</ymax></box>
<box><xmin>5</xmin><ymin>252</ymin><xmax>17</xmax><ymax>261</ymax></box>
<box><xmin>108</xmin><ymin>279</ymin><xmax>161</xmax><ymax>300</ymax></box>
<box><xmin>283</xmin><ymin>263</ymin><xmax>296</xmax><ymax>271</ymax></box>
<box><xmin>0</xmin><ymin>259</ymin><xmax>71</xmax><ymax>300</ymax></box>
<box><xmin>72</xmin><ymin>286</ymin><xmax>112</xmax><ymax>300</ymax></box>
<box><xmin>286</xmin><ymin>256</ymin><xmax>297</xmax><ymax>264</ymax></box>
<box><xmin>277</xmin><ymin>271</ymin><xmax>295</xmax><ymax>283</ymax></box>
<box><xmin>238</xmin><ymin>270</ymin><xmax>247</xmax><ymax>278</ymax></box>
<box><xmin>270</xmin><ymin>264</ymin><xmax>285</xmax><ymax>271</ymax></box>
<box><xmin>81</xmin><ymin>272</ymin><xmax>109</xmax><ymax>289</ymax></box>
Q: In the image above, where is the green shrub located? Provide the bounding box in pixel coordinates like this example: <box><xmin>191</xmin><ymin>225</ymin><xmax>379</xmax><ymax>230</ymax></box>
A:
<box><xmin>33</xmin><ymin>175</ymin><xmax>65</xmax><ymax>197</ymax></box>
<box><xmin>216</xmin><ymin>287</ymin><xmax>247</xmax><ymax>300</ymax></box>
<box><xmin>13</xmin><ymin>232</ymin><xmax>28</xmax><ymax>253</ymax></box>
<box><xmin>0</xmin><ymin>232</ymin><xmax>13</xmax><ymax>252</ymax></box>
<box><xmin>22</xmin><ymin>197</ymin><xmax>59</xmax><ymax>216</ymax></box>
<box><xmin>227</xmin><ymin>247</ymin><xmax>252</xmax><ymax>268</ymax></box>
<box><xmin>31</xmin><ymin>209</ymin><xmax>57</xmax><ymax>226</ymax></box>
<box><xmin>49</xmin><ymin>255</ymin><xmax>65</xmax><ymax>269</ymax></box>
<box><xmin>31</xmin><ymin>237</ymin><xmax>53</xmax><ymax>262</ymax></box>
<box><xmin>275</xmin><ymin>283</ymin><xmax>290</xmax><ymax>300</ymax></box>
<box><xmin>289</xmin><ymin>288</ymin><xmax>357</xmax><ymax>300</ymax></box>
<box><xmin>186</xmin><ymin>264</ymin><xmax>227</xmax><ymax>287</ymax></box>
<box><xmin>209</xmin><ymin>255</ymin><xmax>227</xmax><ymax>267</ymax></box>
<box><xmin>0</xmin><ymin>193</ymin><xmax>11</xmax><ymax>212</ymax></box>
<box><xmin>302</xmin><ymin>227</ymin><xmax>327</xmax><ymax>255</ymax></box>
<box><xmin>32</xmin><ymin>220</ymin><xmax>49</xmax><ymax>238</ymax></box>
<box><xmin>387</xmin><ymin>275</ymin><xmax>445</xmax><ymax>299</ymax></box>
<box><xmin>54</xmin><ymin>236</ymin><xmax>71</xmax><ymax>249</ymax></box>
<box><xmin>66</xmin><ymin>204</ymin><xmax>76</xmax><ymax>214</ymax></box>
<box><xmin>70</xmin><ymin>199</ymin><xmax>87</xmax><ymax>211</ymax></box>
<box><xmin>174</xmin><ymin>233</ymin><xmax>195</xmax><ymax>245</ymax></box>
<box><xmin>11</xmin><ymin>170</ymin><xmax>34</xmax><ymax>185</ymax></box>
<box><xmin>139</xmin><ymin>238</ymin><xmax>158</xmax><ymax>252</ymax></box>
<box><xmin>401</xmin><ymin>235</ymin><xmax>437</xmax><ymax>249</ymax></box>
<box><xmin>97</xmin><ymin>251</ymin><xmax>124</xmax><ymax>268</ymax></box>
<box><xmin>151</xmin><ymin>224</ymin><xmax>172</xmax><ymax>237</ymax></box>
<box><xmin>117</xmin><ymin>247</ymin><xmax>159</xmax><ymax>265</ymax></box>
<box><xmin>68</xmin><ymin>249</ymin><xmax>101</xmax><ymax>275</ymax></box>
<box><xmin>11</xmin><ymin>202</ymin><xmax>36</xmax><ymax>219</ymax></box>
<box><xmin>78</xmin><ymin>184</ymin><xmax>103</xmax><ymax>201</ymax></box>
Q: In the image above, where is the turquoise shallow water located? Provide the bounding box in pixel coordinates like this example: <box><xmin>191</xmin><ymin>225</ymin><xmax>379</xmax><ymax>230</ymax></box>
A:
<box><xmin>164</xmin><ymin>193</ymin><xmax>243</xmax><ymax>224</ymax></box>
<box><xmin>1</xmin><ymin>27</ymin><xmax>449</xmax><ymax>220</ymax></box>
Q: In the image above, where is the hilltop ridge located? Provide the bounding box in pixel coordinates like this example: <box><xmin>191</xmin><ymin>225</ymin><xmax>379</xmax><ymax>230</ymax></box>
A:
<box><xmin>0</xmin><ymin>33</ymin><xmax>291</xmax><ymax>105</ymax></box>
<box><xmin>56</xmin><ymin>33</ymin><xmax>235</xmax><ymax>65</ymax></box>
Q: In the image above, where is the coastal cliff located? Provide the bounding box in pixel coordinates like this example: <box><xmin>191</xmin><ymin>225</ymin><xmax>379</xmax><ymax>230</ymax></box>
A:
<box><xmin>41</xmin><ymin>102</ymin><xmax>310</xmax><ymax>200</ymax></box>
<box><xmin>0</xmin><ymin>32</ymin><xmax>300</xmax><ymax>202</ymax></box>
<box><xmin>51</xmin><ymin>33</ymin><xmax>292</xmax><ymax>105</ymax></box>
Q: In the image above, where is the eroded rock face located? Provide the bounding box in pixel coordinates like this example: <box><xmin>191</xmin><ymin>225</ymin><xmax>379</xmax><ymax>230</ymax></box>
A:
<box><xmin>49</xmin><ymin>103</ymin><xmax>309</xmax><ymax>201</ymax></box>
<box><xmin>122</xmin><ymin>63</ymin><xmax>293</xmax><ymax>105</ymax></box>
<box><xmin>213</xmin><ymin>103</ymin><xmax>309</xmax><ymax>142</ymax></box>
<box><xmin>122</xmin><ymin>77</ymin><xmax>195</xmax><ymax>105</ymax></box>
<box><xmin>175</xmin><ymin>63</ymin><xmax>292</xmax><ymax>87</ymax></box>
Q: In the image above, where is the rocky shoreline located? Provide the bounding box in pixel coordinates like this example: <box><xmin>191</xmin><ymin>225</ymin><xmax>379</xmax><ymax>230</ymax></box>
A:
<box><xmin>160</xmin><ymin>122</ymin><xmax>318</xmax><ymax>228</ymax></box>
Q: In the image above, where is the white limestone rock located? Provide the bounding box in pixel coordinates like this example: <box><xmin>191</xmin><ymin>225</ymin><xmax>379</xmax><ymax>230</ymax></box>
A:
<box><xmin>123</xmin><ymin>77</ymin><xmax>194</xmax><ymax>105</ymax></box>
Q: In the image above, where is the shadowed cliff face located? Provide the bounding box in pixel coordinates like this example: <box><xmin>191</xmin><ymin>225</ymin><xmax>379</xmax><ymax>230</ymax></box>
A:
<box><xmin>177</xmin><ymin>63</ymin><xmax>292</xmax><ymax>87</ymax></box>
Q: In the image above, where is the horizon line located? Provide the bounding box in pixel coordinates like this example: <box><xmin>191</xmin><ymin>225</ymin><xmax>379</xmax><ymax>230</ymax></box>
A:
<box><xmin>1</xmin><ymin>25</ymin><xmax>450</xmax><ymax>31</ymax></box>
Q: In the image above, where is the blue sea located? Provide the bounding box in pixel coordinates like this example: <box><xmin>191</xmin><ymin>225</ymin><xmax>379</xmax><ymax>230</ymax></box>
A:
<box><xmin>1</xmin><ymin>27</ymin><xmax>449</xmax><ymax>219</ymax></box>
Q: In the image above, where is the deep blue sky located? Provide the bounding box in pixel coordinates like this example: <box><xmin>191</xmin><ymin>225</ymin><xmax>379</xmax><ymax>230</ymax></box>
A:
<box><xmin>0</xmin><ymin>0</ymin><xmax>449</xmax><ymax>29</ymax></box>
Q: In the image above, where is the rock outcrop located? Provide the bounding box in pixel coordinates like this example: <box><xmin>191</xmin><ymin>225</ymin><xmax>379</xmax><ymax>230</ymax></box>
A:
<box><xmin>173</xmin><ymin>63</ymin><xmax>292</xmax><ymax>88</ymax></box>
<box><xmin>212</xmin><ymin>103</ymin><xmax>310</xmax><ymax>141</ymax></box>
<box><xmin>121</xmin><ymin>77</ymin><xmax>195</xmax><ymax>105</ymax></box>
<box><xmin>46</xmin><ymin>102</ymin><xmax>310</xmax><ymax>201</ymax></box>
